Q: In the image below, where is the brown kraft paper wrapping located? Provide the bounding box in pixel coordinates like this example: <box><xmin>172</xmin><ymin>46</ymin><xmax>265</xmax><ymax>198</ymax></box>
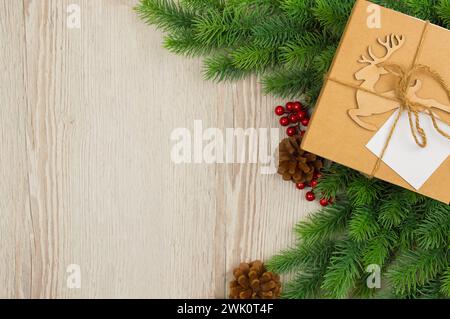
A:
<box><xmin>301</xmin><ymin>0</ymin><xmax>450</xmax><ymax>203</ymax></box>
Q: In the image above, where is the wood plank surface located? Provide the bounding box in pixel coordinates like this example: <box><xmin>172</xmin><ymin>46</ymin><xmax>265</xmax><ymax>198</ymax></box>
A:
<box><xmin>0</xmin><ymin>0</ymin><xmax>317</xmax><ymax>298</ymax></box>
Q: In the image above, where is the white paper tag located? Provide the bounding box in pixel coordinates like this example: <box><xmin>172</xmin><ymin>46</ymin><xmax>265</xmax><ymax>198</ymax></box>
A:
<box><xmin>366</xmin><ymin>110</ymin><xmax>450</xmax><ymax>190</ymax></box>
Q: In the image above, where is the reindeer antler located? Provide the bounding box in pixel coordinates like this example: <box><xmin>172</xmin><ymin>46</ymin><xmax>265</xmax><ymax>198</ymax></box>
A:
<box><xmin>358</xmin><ymin>34</ymin><xmax>405</xmax><ymax>65</ymax></box>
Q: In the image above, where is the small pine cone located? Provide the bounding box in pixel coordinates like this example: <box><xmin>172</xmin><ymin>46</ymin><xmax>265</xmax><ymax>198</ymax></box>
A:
<box><xmin>277</xmin><ymin>135</ymin><xmax>323</xmax><ymax>184</ymax></box>
<box><xmin>229</xmin><ymin>260</ymin><xmax>281</xmax><ymax>299</ymax></box>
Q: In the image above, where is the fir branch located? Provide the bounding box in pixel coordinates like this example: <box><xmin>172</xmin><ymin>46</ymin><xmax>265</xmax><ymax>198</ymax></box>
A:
<box><xmin>437</xmin><ymin>0</ymin><xmax>450</xmax><ymax>27</ymax></box>
<box><xmin>321</xmin><ymin>239</ymin><xmax>365</xmax><ymax>298</ymax></box>
<box><xmin>262</xmin><ymin>68</ymin><xmax>317</xmax><ymax>98</ymax></box>
<box><xmin>312</xmin><ymin>0</ymin><xmax>354</xmax><ymax>38</ymax></box>
<box><xmin>281</xmin><ymin>32</ymin><xmax>330</xmax><ymax>68</ymax></box>
<box><xmin>203</xmin><ymin>53</ymin><xmax>252</xmax><ymax>81</ymax></box>
<box><xmin>282</xmin><ymin>269</ymin><xmax>326</xmax><ymax>299</ymax></box>
<box><xmin>230</xmin><ymin>45</ymin><xmax>278</xmax><ymax>70</ymax></box>
<box><xmin>312</xmin><ymin>44</ymin><xmax>336</xmax><ymax>75</ymax></box>
<box><xmin>252</xmin><ymin>15</ymin><xmax>302</xmax><ymax>47</ymax></box>
<box><xmin>295</xmin><ymin>201</ymin><xmax>351</xmax><ymax>245</ymax></box>
<box><xmin>180</xmin><ymin>0</ymin><xmax>225</xmax><ymax>10</ymax></box>
<box><xmin>280</xmin><ymin>0</ymin><xmax>317</xmax><ymax>28</ymax></box>
<box><xmin>415</xmin><ymin>201</ymin><xmax>450</xmax><ymax>250</ymax></box>
<box><xmin>267</xmin><ymin>239</ymin><xmax>334</xmax><ymax>274</ymax></box>
<box><xmin>441</xmin><ymin>268</ymin><xmax>450</xmax><ymax>297</ymax></box>
<box><xmin>405</xmin><ymin>0</ymin><xmax>440</xmax><ymax>21</ymax></box>
<box><xmin>377</xmin><ymin>189</ymin><xmax>413</xmax><ymax>229</ymax></box>
<box><xmin>163</xmin><ymin>32</ymin><xmax>212</xmax><ymax>56</ymax></box>
<box><xmin>135</xmin><ymin>0</ymin><xmax>195</xmax><ymax>32</ymax></box>
<box><xmin>315</xmin><ymin>164</ymin><xmax>356</xmax><ymax>199</ymax></box>
<box><xmin>346</xmin><ymin>176</ymin><xmax>383</xmax><ymax>207</ymax></box>
<box><xmin>387</xmin><ymin>248</ymin><xmax>448</xmax><ymax>296</ymax></box>
<box><xmin>192</xmin><ymin>8</ymin><xmax>252</xmax><ymax>48</ymax></box>
<box><xmin>362</xmin><ymin>230</ymin><xmax>398</xmax><ymax>267</ymax></box>
<box><xmin>349</xmin><ymin>206</ymin><xmax>380</xmax><ymax>242</ymax></box>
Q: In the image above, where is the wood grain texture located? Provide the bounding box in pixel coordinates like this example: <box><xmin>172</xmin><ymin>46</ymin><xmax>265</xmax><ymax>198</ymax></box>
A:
<box><xmin>0</xmin><ymin>0</ymin><xmax>317</xmax><ymax>298</ymax></box>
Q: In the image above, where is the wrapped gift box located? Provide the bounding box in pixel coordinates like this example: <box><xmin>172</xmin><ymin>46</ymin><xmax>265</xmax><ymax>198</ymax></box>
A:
<box><xmin>301</xmin><ymin>0</ymin><xmax>450</xmax><ymax>203</ymax></box>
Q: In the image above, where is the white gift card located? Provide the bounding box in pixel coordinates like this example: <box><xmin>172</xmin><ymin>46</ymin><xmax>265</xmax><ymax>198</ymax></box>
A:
<box><xmin>366</xmin><ymin>110</ymin><xmax>450</xmax><ymax>190</ymax></box>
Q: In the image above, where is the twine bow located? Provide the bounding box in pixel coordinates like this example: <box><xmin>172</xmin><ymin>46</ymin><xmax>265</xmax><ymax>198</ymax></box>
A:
<box><xmin>370</xmin><ymin>63</ymin><xmax>450</xmax><ymax>176</ymax></box>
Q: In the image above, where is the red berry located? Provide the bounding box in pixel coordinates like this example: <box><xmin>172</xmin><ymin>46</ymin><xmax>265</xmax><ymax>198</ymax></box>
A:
<box><xmin>305</xmin><ymin>191</ymin><xmax>316</xmax><ymax>201</ymax></box>
<box><xmin>310</xmin><ymin>179</ymin><xmax>318</xmax><ymax>188</ymax></box>
<box><xmin>286</xmin><ymin>102</ymin><xmax>295</xmax><ymax>112</ymax></box>
<box><xmin>320</xmin><ymin>198</ymin><xmax>329</xmax><ymax>207</ymax></box>
<box><xmin>297</xmin><ymin>110</ymin><xmax>307</xmax><ymax>120</ymax></box>
<box><xmin>275</xmin><ymin>106</ymin><xmax>285</xmax><ymax>116</ymax></box>
<box><xmin>288</xmin><ymin>113</ymin><xmax>299</xmax><ymax>123</ymax></box>
<box><xmin>301</xmin><ymin>118</ymin><xmax>310</xmax><ymax>126</ymax></box>
<box><xmin>293</xmin><ymin>101</ymin><xmax>302</xmax><ymax>112</ymax></box>
<box><xmin>280</xmin><ymin>117</ymin><xmax>289</xmax><ymax>126</ymax></box>
<box><xmin>313</xmin><ymin>172</ymin><xmax>322</xmax><ymax>179</ymax></box>
<box><xmin>296</xmin><ymin>182</ymin><xmax>306</xmax><ymax>190</ymax></box>
<box><xmin>286</xmin><ymin>127</ymin><xmax>297</xmax><ymax>137</ymax></box>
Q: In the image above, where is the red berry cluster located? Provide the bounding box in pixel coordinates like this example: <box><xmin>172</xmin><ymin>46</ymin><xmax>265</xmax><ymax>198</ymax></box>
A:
<box><xmin>294</xmin><ymin>172</ymin><xmax>333</xmax><ymax>206</ymax></box>
<box><xmin>275</xmin><ymin>101</ymin><xmax>333</xmax><ymax>207</ymax></box>
<box><xmin>274</xmin><ymin>101</ymin><xmax>310</xmax><ymax>137</ymax></box>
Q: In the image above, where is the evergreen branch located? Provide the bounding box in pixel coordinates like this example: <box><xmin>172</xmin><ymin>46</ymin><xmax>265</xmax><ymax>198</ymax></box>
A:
<box><xmin>415</xmin><ymin>201</ymin><xmax>450</xmax><ymax>250</ymax></box>
<box><xmin>163</xmin><ymin>32</ymin><xmax>212</xmax><ymax>56</ymax></box>
<box><xmin>267</xmin><ymin>239</ymin><xmax>334</xmax><ymax>274</ymax></box>
<box><xmin>315</xmin><ymin>164</ymin><xmax>356</xmax><ymax>199</ymax></box>
<box><xmin>312</xmin><ymin>0</ymin><xmax>354</xmax><ymax>38</ymax></box>
<box><xmin>377</xmin><ymin>189</ymin><xmax>412</xmax><ymax>229</ymax></box>
<box><xmin>282</xmin><ymin>269</ymin><xmax>326</xmax><ymax>298</ymax></box>
<box><xmin>405</xmin><ymin>0</ymin><xmax>440</xmax><ymax>21</ymax></box>
<box><xmin>230</xmin><ymin>45</ymin><xmax>278</xmax><ymax>70</ymax></box>
<box><xmin>262</xmin><ymin>68</ymin><xmax>317</xmax><ymax>99</ymax></box>
<box><xmin>362</xmin><ymin>230</ymin><xmax>398</xmax><ymax>267</ymax></box>
<box><xmin>135</xmin><ymin>0</ymin><xmax>195</xmax><ymax>32</ymax></box>
<box><xmin>180</xmin><ymin>0</ymin><xmax>225</xmax><ymax>10</ymax></box>
<box><xmin>312</xmin><ymin>44</ymin><xmax>336</xmax><ymax>75</ymax></box>
<box><xmin>280</xmin><ymin>0</ymin><xmax>317</xmax><ymax>27</ymax></box>
<box><xmin>281</xmin><ymin>32</ymin><xmax>330</xmax><ymax>68</ymax></box>
<box><xmin>387</xmin><ymin>248</ymin><xmax>448</xmax><ymax>296</ymax></box>
<box><xmin>346</xmin><ymin>176</ymin><xmax>383</xmax><ymax>207</ymax></box>
<box><xmin>203</xmin><ymin>53</ymin><xmax>252</xmax><ymax>81</ymax></box>
<box><xmin>321</xmin><ymin>239</ymin><xmax>365</xmax><ymax>298</ymax></box>
<box><xmin>441</xmin><ymin>267</ymin><xmax>450</xmax><ymax>297</ymax></box>
<box><xmin>349</xmin><ymin>206</ymin><xmax>380</xmax><ymax>242</ymax></box>
<box><xmin>437</xmin><ymin>0</ymin><xmax>450</xmax><ymax>28</ymax></box>
<box><xmin>252</xmin><ymin>15</ymin><xmax>302</xmax><ymax>47</ymax></box>
<box><xmin>295</xmin><ymin>201</ymin><xmax>351</xmax><ymax>245</ymax></box>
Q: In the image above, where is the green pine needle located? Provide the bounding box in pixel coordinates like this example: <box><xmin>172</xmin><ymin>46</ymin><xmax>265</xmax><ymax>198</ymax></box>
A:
<box><xmin>441</xmin><ymin>268</ymin><xmax>450</xmax><ymax>297</ymax></box>
<box><xmin>321</xmin><ymin>239</ymin><xmax>365</xmax><ymax>298</ymax></box>
<box><xmin>295</xmin><ymin>201</ymin><xmax>351</xmax><ymax>244</ymax></box>
<box><xmin>349</xmin><ymin>206</ymin><xmax>380</xmax><ymax>242</ymax></box>
<box><xmin>135</xmin><ymin>0</ymin><xmax>195</xmax><ymax>32</ymax></box>
<box><xmin>346</xmin><ymin>177</ymin><xmax>383</xmax><ymax>207</ymax></box>
<box><xmin>387</xmin><ymin>248</ymin><xmax>448</xmax><ymax>296</ymax></box>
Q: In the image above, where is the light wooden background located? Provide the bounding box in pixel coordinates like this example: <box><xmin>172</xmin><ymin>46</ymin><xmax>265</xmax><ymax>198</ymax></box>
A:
<box><xmin>0</xmin><ymin>0</ymin><xmax>317</xmax><ymax>298</ymax></box>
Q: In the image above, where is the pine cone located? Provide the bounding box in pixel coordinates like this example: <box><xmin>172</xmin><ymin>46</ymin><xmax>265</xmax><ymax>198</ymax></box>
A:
<box><xmin>229</xmin><ymin>260</ymin><xmax>281</xmax><ymax>299</ymax></box>
<box><xmin>278</xmin><ymin>135</ymin><xmax>323</xmax><ymax>184</ymax></box>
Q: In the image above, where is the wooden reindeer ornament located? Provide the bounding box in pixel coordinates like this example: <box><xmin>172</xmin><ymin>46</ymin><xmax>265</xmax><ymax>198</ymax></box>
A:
<box><xmin>348</xmin><ymin>34</ymin><xmax>450</xmax><ymax>131</ymax></box>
